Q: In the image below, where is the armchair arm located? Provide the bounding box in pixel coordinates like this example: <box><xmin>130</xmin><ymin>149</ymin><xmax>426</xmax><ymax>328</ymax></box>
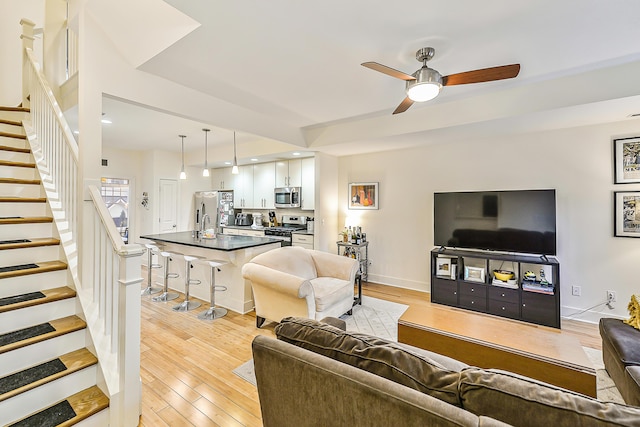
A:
<box><xmin>242</xmin><ymin>263</ymin><xmax>313</xmax><ymax>299</ymax></box>
<box><xmin>310</xmin><ymin>250</ymin><xmax>359</xmax><ymax>282</ymax></box>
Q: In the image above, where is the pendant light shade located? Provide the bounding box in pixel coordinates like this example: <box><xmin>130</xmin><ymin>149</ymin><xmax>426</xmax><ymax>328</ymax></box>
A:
<box><xmin>202</xmin><ymin>128</ymin><xmax>210</xmax><ymax>177</ymax></box>
<box><xmin>232</xmin><ymin>131</ymin><xmax>239</xmax><ymax>175</ymax></box>
<box><xmin>179</xmin><ymin>134</ymin><xmax>187</xmax><ymax>180</ymax></box>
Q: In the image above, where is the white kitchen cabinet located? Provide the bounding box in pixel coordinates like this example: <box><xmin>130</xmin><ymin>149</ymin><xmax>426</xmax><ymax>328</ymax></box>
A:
<box><xmin>275</xmin><ymin>159</ymin><xmax>302</xmax><ymax>187</ymax></box>
<box><xmin>292</xmin><ymin>233</ymin><xmax>314</xmax><ymax>249</ymax></box>
<box><xmin>300</xmin><ymin>157</ymin><xmax>315</xmax><ymax>211</ymax></box>
<box><xmin>223</xmin><ymin>227</ymin><xmax>264</xmax><ymax>237</ymax></box>
<box><xmin>238</xmin><ymin>229</ymin><xmax>265</xmax><ymax>237</ymax></box>
<box><xmin>234</xmin><ymin>165</ymin><xmax>254</xmax><ymax>208</ymax></box>
<box><xmin>211</xmin><ymin>167</ymin><xmax>234</xmax><ymax>191</ymax></box>
<box><xmin>252</xmin><ymin>162</ymin><xmax>275</xmax><ymax>208</ymax></box>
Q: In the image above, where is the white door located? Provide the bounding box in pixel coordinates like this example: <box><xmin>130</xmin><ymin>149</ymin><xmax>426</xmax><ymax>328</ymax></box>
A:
<box><xmin>159</xmin><ymin>179</ymin><xmax>178</xmax><ymax>233</ymax></box>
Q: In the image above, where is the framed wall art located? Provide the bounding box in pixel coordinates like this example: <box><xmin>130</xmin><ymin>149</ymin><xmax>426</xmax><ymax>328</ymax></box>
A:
<box><xmin>349</xmin><ymin>182</ymin><xmax>379</xmax><ymax>210</ymax></box>
<box><xmin>614</xmin><ymin>191</ymin><xmax>640</xmax><ymax>238</ymax></box>
<box><xmin>614</xmin><ymin>136</ymin><xmax>640</xmax><ymax>184</ymax></box>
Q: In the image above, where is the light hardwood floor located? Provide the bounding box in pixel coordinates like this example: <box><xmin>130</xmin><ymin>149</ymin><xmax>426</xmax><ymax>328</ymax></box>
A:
<box><xmin>138</xmin><ymin>281</ymin><xmax>601</xmax><ymax>426</ymax></box>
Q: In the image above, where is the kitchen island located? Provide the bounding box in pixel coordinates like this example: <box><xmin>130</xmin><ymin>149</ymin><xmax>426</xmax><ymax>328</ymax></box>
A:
<box><xmin>140</xmin><ymin>231</ymin><xmax>281</xmax><ymax>314</ymax></box>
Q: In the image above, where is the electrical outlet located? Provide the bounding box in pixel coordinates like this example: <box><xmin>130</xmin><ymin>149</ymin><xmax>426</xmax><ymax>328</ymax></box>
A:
<box><xmin>607</xmin><ymin>290</ymin><xmax>616</xmax><ymax>303</ymax></box>
<box><xmin>572</xmin><ymin>286</ymin><xmax>581</xmax><ymax>296</ymax></box>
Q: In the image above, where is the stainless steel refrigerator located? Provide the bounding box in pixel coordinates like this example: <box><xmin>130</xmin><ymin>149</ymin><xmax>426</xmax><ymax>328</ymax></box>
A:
<box><xmin>194</xmin><ymin>190</ymin><xmax>234</xmax><ymax>234</ymax></box>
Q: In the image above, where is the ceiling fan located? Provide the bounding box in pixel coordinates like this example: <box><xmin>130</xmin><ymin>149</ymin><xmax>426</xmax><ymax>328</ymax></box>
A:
<box><xmin>362</xmin><ymin>47</ymin><xmax>521</xmax><ymax>115</ymax></box>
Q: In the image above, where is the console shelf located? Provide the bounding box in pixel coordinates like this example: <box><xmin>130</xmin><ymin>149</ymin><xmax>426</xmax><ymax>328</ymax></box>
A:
<box><xmin>430</xmin><ymin>248</ymin><xmax>560</xmax><ymax>328</ymax></box>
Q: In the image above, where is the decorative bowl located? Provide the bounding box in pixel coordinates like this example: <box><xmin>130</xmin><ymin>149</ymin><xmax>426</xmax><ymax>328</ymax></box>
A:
<box><xmin>493</xmin><ymin>270</ymin><xmax>515</xmax><ymax>282</ymax></box>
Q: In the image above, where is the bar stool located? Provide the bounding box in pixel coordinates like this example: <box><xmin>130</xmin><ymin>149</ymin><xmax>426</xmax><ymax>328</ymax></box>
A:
<box><xmin>173</xmin><ymin>254</ymin><xmax>202</xmax><ymax>312</ymax></box>
<box><xmin>141</xmin><ymin>243</ymin><xmax>162</xmax><ymax>296</ymax></box>
<box><xmin>152</xmin><ymin>251</ymin><xmax>180</xmax><ymax>302</ymax></box>
<box><xmin>198</xmin><ymin>260</ymin><xmax>228</xmax><ymax>320</ymax></box>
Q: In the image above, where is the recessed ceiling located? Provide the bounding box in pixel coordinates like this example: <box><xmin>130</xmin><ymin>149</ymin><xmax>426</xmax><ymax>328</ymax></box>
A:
<box><xmin>88</xmin><ymin>0</ymin><xmax>640</xmax><ymax>160</ymax></box>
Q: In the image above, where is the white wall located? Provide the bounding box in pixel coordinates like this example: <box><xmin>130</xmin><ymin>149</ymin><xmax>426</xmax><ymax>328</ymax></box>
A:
<box><xmin>0</xmin><ymin>0</ymin><xmax>44</xmax><ymax>106</ymax></box>
<box><xmin>337</xmin><ymin>119</ymin><xmax>640</xmax><ymax>323</ymax></box>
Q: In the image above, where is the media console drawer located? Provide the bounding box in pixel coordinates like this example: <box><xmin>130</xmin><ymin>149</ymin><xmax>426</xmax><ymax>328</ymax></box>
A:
<box><xmin>431</xmin><ymin>278</ymin><xmax>458</xmax><ymax>306</ymax></box>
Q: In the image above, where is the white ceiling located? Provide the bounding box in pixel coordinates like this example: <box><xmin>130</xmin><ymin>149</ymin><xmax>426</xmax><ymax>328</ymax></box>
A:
<box><xmin>96</xmin><ymin>0</ymin><xmax>640</xmax><ymax>164</ymax></box>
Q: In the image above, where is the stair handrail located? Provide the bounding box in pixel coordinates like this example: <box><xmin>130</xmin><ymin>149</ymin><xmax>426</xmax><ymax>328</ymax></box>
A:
<box><xmin>21</xmin><ymin>19</ymin><xmax>143</xmax><ymax>427</ymax></box>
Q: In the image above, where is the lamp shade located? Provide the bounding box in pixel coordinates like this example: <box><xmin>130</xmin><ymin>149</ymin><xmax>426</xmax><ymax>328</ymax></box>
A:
<box><xmin>232</xmin><ymin>131</ymin><xmax>239</xmax><ymax>175</ymax></box>
<box><xmin>202</xmin><ymin>128</ymin><xmax>210</xmax><ymax>177</ymax></box>
<box><xmin>179</xmin><ymin>134</ymin><xmax>187</xmax><ymax>180</ymax></box>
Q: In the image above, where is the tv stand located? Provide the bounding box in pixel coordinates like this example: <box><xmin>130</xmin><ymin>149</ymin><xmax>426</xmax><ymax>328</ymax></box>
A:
<box><xmin>430</xmin><ymin>248</ymin><xmax>560</xmax><ymax>328</ymax></box>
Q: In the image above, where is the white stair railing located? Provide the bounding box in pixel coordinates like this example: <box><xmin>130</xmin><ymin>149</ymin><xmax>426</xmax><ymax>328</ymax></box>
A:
<box><xmin>21</xmin><ymin>19</ymin><xmax>143</xmax><ymax>427</ymax></box>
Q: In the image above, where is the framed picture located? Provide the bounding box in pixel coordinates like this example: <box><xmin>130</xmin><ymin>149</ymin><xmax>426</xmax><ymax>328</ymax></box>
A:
<box><xmin>614</xmin><ymin>191</ymin><xmax>640</xmax><ymax>238</ymax></box>
<box><xmin>436</xmin><ymin>257</ymin><xmax>452</xmax><ymax>277</ymax></box>
<box><xmin>614</xmin><ymin>136</ymin><xmax>640</xmax><ymax>184</ymax></box>
<box><xmin>349</xmin><ymin>182</ymin><xmax>379</xmax><ymax>210</ymax></box>
<box><xmin>464</xmin><ymin>266</ymin><xmax>485</xmax><ymax>283</ymax></box>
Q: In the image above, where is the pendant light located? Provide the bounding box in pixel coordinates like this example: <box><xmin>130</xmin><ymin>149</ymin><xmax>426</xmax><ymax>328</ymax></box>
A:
<box><xmin>179</xmin><ymin>134</ymin><xmax>187</xmax><ymax>180</ymax></box>
<box><xmin>231</xmin><ymin>131</ymin><xmax>239</xmax><ymax>175</ymax></box>
<box><xmin>202</xmin><ymin>128</ymin><xmax>210</xmax><ymax>177</ymax></box>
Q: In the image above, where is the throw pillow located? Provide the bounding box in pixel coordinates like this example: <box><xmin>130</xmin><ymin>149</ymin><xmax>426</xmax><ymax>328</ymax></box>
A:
<box><xmin>459</xmin><ymin>367</ymin><xmax>640</xmax><ymax>427</ymax></box>
<box><xmin>624</xmin><ymin>294</ymin><xmax>640</xmax><ymax>330</ymax></box>
<box><xmin>275</xmin><ymin>316</ymin><xmax>465</xmax><ymax>406</ymax></box>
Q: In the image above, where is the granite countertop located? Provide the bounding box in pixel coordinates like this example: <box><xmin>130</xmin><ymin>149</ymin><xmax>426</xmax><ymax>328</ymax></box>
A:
<box><xmin>140</xmin><ymin>231</ymin><xmax>280</xmax><ymax>251</ymax></box>
<box><xmin>292</xmin><ymin>229</ymin><xmax>314</xmax><ymax>236</ymax></box>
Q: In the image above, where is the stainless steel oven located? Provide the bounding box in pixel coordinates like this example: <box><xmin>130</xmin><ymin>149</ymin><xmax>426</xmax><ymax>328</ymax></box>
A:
<box><xmin>274</xmin><ymin>187</ymin><xmax>301</xmax><ymax>208</ymax></box>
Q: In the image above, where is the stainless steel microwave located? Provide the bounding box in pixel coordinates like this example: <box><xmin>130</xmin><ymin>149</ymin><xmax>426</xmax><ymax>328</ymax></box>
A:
<box><xmin>274</xmin><ymin>187</ymin><xmax>301</xmax><ymax>208</ymax></box>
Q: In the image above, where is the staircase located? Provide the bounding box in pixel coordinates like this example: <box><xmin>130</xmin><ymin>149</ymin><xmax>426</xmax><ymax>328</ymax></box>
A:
<box><xmin>0</xmin><ymin>107</ymin><xmax>109</xmax><ymax>426</ymax></box>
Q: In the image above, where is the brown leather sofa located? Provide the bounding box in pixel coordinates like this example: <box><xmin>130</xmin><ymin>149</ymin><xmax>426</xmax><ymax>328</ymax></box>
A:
<box><xmin>600</xmin><ymin>317</ymin><xmax>640</xmax><ymax>406</ymax></box>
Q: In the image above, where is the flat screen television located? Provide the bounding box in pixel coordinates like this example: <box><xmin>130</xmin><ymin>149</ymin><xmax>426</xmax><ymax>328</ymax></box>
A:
<box><xmin>434</xmin><ymin>189</ymin><xmax>557</xmax><ymax>255</ymax></box>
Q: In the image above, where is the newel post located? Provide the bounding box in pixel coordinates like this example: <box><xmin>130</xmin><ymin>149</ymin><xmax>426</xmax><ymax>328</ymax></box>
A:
<box><xmin>20</xmin><ymin>19</ymin><xmax>35</xmax><ymax>108</ymax></box>
<box><xmin>116</xmin><ymin>244</ymin><xmax>144</xmax><ymax>426</ymax></box>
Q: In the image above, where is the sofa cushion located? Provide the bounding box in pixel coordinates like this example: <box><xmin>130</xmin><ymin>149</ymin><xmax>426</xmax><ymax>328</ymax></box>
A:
<box><xmin>600</xmin><ymin>318</ymin><xmax>640</xmax><ymax>366</ymax></box>
<box><xmin>624</xmin><ymin>366</ymin><xmax>640</xmax><ymax>407</ymax></box>
<box><xmin>275</xmin><ymin>316</ymin><xmax>465</xmax><ymax>406</ymax></box>
<box><xmin>250</xmin><ymin>246</ymin><xmax>317</xmax><ymax>280</ymax></box>
<box><xmin>310</xmin><ymin>277</ymin><xmax>353</xmax><ymax>312</ymax></box>
<box><xmin>459</xmin><ymin>367</ymin><xmax>640</xmax><ymax>427</ymax></box>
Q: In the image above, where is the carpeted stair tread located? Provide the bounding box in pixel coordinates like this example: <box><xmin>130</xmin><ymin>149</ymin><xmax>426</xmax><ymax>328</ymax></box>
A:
<box><xmin>0</xmin><ymin>260</ymin><xmax>67</xmax><ymax>280</ymax></box>
<box><xmin>8</xmin><ymin>385</ymin><xmax>109</xmax><ymax>427</ymax></box>
<box><xmin>0</xmin><ymin>144</ymin><xmax>30</xmax><ymax>153</ymax></box>
<box><xmin>0</xmin><ymin>216</ymin><xmax>53</xmax><ymax>224</ymax></box>
<box><xmin>0</xmin><ymin>287</ymin><xmax>76</xmax><ymax>314</ymax></box>
<box><xmin>0</xmin><ymin>159</ymin><xmax>36</xmax><ymax>168</ymax></box>
<box><xmin>0</xmin><ymin>315</ymin><xmax>86</xmax><ymax>354</ymax></box>
<box><xmin>0</xmin><ymin>196</ymin><xmax>46</xmax><ymax>203</ymax></box>
<box><xmin>0</xmin><ymin>237</ymin><xmax>59</xmax><ymax>250</ymax></box>
<box><xmin>0</xmin><ymin>177</ymin><xmax>41</xmax><ymax>185</ymax></box>
<box><xmin>0</xmin><ymin>349</ymin><xmax>97</xmax><ymax>402</ymax></box>
<box><xmin>8</xmin><ymin>399</ymin><xmax>76</xmax><ymax>427</ymax></box>
<box><xmin>0</xmin><ymin>323</ymin><xmax>55</xmax><ymax>348</ymax></box>
<box><xmin>0</xmin><ymin>263</ymin><xmax>39</xmax><ymax>273</ymax></box>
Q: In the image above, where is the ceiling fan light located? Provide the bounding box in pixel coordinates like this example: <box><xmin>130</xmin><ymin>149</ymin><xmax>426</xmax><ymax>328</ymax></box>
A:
<box><xmin>407</xmin><ymin>82</ymin><xmax>441</xmax><ymax>102</ymax></box>
<box><xmin>406</xmin><ymin>67</ymin><xmax>442</xmax><ymax>102</ymax></box>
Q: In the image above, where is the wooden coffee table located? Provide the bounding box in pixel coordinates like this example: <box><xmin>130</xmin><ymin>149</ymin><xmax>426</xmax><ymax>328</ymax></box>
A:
<box><xmin>398</xmin><ymin>305</ymin><xmax>597</xmax><ymax>397</ymax></box>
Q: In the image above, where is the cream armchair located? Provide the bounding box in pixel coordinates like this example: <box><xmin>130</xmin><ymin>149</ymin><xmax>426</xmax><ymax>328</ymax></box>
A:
<box><xmin>242</xmin><ymin>246</ymin><xmax>359</xmax><ymax>328</ymax></box>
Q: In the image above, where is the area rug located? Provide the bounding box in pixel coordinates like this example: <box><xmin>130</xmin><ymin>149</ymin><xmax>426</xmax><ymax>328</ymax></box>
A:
<box><xmin>232</xmin><ymin>296</ymin><xmax>408</xmax><ymax>386</ymax></box>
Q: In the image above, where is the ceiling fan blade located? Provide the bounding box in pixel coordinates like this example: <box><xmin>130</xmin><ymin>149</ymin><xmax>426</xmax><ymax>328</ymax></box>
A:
<box><xmin>442</xmin><ymin>64</ymin><xmax>520</xmax><ymax>86</ymax></box>
<box><xmin>362</xmin><ymin>62</ymin><xmax>416</xmax><ymax>81</ymax></box>
<box><xmin>392</xmin><ymin>97</ymin><xmax>414</xmax><ymax>115</ymax></box>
